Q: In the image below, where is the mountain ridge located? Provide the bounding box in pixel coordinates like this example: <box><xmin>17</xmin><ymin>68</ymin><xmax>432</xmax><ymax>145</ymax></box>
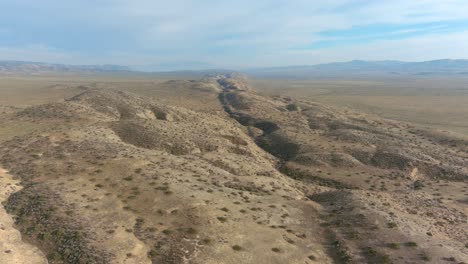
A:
<box><xmin>0</xmin><ymin>60</ymin><xmax>131</xmax><ymax>74</ymax></box>
<box><xmin>3</xmin><ymin>59</ymin><xmax>468</xmax><ymax>78</ymax></box>
<box><xmin>246</xmin><ymin>59</ymin><xmax>468</xmax><ymax>79</ymax></box>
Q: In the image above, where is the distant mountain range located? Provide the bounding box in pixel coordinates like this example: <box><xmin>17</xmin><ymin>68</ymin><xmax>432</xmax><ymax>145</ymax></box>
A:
<box><xmin>2</xmin><ymin>59</ymin><xmax>468</xmax><ymax>78</ymax></box>
<box><xmin>0</xmin><ymin>61</ymin><xmax>131</xmax><ymax>74</ymax></box>
<box><xmin>246</xmin><ymin>59</ymin><xmax>468</xmax><ymax>79</ymax></box>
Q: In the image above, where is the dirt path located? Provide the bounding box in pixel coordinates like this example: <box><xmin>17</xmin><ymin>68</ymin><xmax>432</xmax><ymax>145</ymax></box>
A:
<box><xmin>0</xmin><ymin>167</ymin><xmax>48</xmax><ymax>264</ymax></box>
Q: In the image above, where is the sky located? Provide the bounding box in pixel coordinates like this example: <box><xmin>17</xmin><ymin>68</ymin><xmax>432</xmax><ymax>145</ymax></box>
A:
<box><xmin>1</xmin><ymin>0</ymin><xmax>468</xmax><ymax>71</ymax></box>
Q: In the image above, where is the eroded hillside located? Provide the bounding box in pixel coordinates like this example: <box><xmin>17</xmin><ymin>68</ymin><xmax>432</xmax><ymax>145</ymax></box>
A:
<box><xmin>218</xmin><ymin>74</ymin><xmax>468</xmax><ymax>263</ymax></box>
<box><xmin>0</xmin><ymin>75</ymin><xmax>466</xmax><ymax>264</ymax></box>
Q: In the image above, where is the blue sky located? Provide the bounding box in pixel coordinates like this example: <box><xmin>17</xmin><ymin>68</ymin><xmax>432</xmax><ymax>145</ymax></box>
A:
<box><xmin>1</xmin><ymin>0</ymin><xmax>468</xmax><ymax>70</ymax></box>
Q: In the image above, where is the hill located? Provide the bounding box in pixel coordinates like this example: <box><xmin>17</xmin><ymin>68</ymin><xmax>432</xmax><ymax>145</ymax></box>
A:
<box><xmin>0</xmin><ymin>74</ymin><xmax>466</xmax><ymax>263</ymax></box>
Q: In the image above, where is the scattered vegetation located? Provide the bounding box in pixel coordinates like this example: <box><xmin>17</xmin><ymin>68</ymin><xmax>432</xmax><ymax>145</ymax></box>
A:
<box><xmin>232</xmin><ymin>245</ymin><xmax>243</xmax><ymax>251</ymax></box>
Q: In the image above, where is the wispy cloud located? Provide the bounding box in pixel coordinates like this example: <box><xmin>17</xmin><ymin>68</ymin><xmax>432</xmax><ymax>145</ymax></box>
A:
<box><xmin>307</xmin><ymin>19</ymin><xmax>468</xmax><ymax>49</ymax></box>
<box><xmin>1</xmin><ymin>1</ymin><xmax>467</xmax><ymax>70</ymax></box>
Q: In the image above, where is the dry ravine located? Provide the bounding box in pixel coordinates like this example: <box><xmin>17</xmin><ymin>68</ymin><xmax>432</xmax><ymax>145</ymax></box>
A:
<box><xmin>0</xmin><ymin>74</ymin><xmax>466</xmax><ymax>264</ymax></box>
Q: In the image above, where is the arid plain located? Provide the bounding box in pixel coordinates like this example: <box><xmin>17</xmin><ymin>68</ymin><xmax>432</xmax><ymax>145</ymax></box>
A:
<box><xmin>0</xmin><ymin>73</ymin><xmax>467</xmax><ymax>264</ymax></box>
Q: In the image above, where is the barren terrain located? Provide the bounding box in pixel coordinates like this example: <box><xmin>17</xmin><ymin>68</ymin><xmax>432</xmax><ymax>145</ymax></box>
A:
<box><xmin>0</xmin><ymin>74</ymin><xmax>466</xmax><ymax>263</ymax></box>
<box><xmin>250</xmin><ymin>77</ymin><xmax>468</xmax><ymax>134</ymax></box>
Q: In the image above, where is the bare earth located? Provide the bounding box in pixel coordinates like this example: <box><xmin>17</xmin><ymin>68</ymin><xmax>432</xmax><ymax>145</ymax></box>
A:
<box><xmin>0</xmin><ymin>74</ymin><xmax>466</xmax><ymax>264</ymax></box>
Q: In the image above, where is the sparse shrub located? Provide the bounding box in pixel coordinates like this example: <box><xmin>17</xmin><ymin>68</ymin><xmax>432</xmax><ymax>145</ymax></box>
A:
<box><xmin>413</xmin><ymin>180</ymin><xmax>424</xmax><ymax>190</ymax></box>
<box><xmin>135</xmin><ymin>217</ymin><xmax>144</xmax><ymax>226</ymax></box>
<box><xmin>123</xmin><ymin>176</ymin><xmax>133</xmax><ymax>181</ymax></box>
<box><xmin>364</xmin><ymin>247</ymin><xmax>377</xmax><ymax>256</ymax></box>
<box><xmin>201</xmin><ymin>238</ymin><xmax>212</xmax><ymax>245</ymax></box>
<box><xmin>387</xmin><ymin>243</ymin><xmax>400</xmax><ymax>249</ymax></box>
<box><xmin>156</xmin><ymin>186</ymin><xmax>169</xmax><ymax>191</ymax></box>
<box><xmin>363</xmin><ymin>247</ymin><xmax>391</xmax><ymax>263</ymax></box>
<box><xmin>404</xmin><ymin>241</ymin><xmax>418</xmax><ymax>247</ymax></box>
<box><xmin>217</xmin><ymin>217</ymin><xmax>227</xmax><ymax>223</ymax></box>
<box><xmin>148</xmin><ymin>249</ymin><xmax>158</xmax><ymax>257</ymax></box>
<box><xmin>162</xmin><ymin>229</ymin><xmax>172</xmax><ymax>235</ymax></box>
<box><xmin>232</xmin><ymin>245</ymin><xmax>242</xmax><ymax>251</ymax></box>
<box><xmin>420</xmin><ymin>253</ymin><xmax>431</xmax><ymax>261</ymax></box>
<box><xmin>184</xmin><ymin>227</ymin><xmax>197</xmax><ymax>235</ymax></box>
<box><xmin>271</xmin><ymin>247</ymin><xmax>281</xmax><ymax>253</ymax></box>
<box><xmin>36</xmin><ymin>232</ymin><xmax>45</xmax><ymax>240</ymax></box>
<box><xmin>297</xmin><ymin>233</ymin><xmax>306</xmax><ymax>238</ymax></box>
<box><xmin>347</xmin><ymin>231</ymin><xmax>360</xmax><ymax>240</ymax></box>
